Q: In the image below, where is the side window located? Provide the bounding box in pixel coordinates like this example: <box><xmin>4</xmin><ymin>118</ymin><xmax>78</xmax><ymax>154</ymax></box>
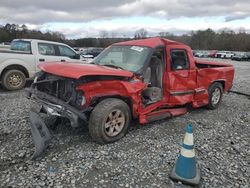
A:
<box><xmin>38</xmin><ymin>43</ymin><xmax>56</xmax><ymax>56</ymax></box>
<box><xmin>58</xmin><ymin>45</ymin><xmax>77</xmax><ymax>59</ymax></box>
<box><xmin>171</xmin><ymin>49</ymin><xmax>189</xmax><ymax>70</ymax></box>
<box><xmin>11</xmin><ymin>41</ymin><xmax>31</xmax><ymax>53</ymax></box>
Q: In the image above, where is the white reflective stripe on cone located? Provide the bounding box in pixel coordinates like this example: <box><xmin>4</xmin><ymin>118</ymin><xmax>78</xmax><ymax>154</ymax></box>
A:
<box><xmin>183</xmin><ymin>133</ymin><xmax>194</xmax><ymax>146</ymax></box>
<box><xmin>181</xmin><ymin>147</ymin><xmax>195</xmax><ymax>158</ymax></box>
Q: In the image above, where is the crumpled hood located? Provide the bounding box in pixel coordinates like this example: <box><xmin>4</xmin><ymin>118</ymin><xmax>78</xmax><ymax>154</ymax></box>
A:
<box><xmin>38</xmin><ymin>62</ymin><xmax>133</xmax><ymax>79</ymax></box>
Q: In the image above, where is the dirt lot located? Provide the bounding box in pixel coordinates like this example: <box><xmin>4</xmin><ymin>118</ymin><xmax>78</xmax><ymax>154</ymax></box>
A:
<box><xmin>0</xmin><ymin>59</ymin><xmax>249</xmax><ymax>188</ymax></box>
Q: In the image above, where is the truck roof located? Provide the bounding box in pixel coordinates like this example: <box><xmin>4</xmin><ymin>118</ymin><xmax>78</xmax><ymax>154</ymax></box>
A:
<box><xmin>12</xmin><ymin>39</ymin><xmax>69</xmax><ymax>46</ymax></box>
<box><xmin>115</xmin><ymin>37</ymin><xmax>185</xmax><ymax>48</ymax></box>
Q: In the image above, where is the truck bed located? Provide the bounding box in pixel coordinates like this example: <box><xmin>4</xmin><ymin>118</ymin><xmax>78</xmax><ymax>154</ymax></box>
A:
<box><xmin>195</xmin><ymin>59</ymin><xmax>232</xmax><ymax>68</ymax></box>
<box><xmin>195</xmin><ymin>60</ymin><xmax>234</xmax><ymax>92</ymax></box>
<box><xmin>0</xmin><ymin>50</ymin><xmax>31</xmax><ymax>54</ymax></box>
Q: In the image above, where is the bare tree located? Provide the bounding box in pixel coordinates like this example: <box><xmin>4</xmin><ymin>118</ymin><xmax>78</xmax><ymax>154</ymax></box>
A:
<box><xmin>238</xmin><ymin>27</ymin><xmax>246</xmax><ymax>34</ymax></box>
<box><xmin>134</xmin><ymin>28</ymin><xmax>148</xmax><ymax>39</ymax></box>
<box><xmin>99</xmin><ymin>30</ymin><xmax>109</xmax><ymax>38</ymax></box>
<box><xmin>111</xmin><ymin>32</ymin><xmax>117</xmax><ymax>38</ymax></box>
<box><xmin>158</xmin><ymin>32</ymin><xmax>172</xmax><ymax>37</ymax></box>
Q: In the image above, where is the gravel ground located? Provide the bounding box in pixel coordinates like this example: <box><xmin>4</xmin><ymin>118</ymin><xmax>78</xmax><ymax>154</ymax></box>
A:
<box><xmin>0</xmin><ymin>59</ymin><xmax>249</xmax><ymax>188</ymax></box>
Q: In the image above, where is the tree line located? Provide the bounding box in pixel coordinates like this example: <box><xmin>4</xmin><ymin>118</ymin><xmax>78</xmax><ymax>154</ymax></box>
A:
<box><xmin>1</xmin><ymin>23</ymin><xmax>250</xmax><ymax>51</ymax></box>
<box><xmin>0</xmin><ymin>23</ymin><xmax>66</xmax><ymax>43</ymax></box>
<box><xmin>160</xmin><ymin>28</ymin><xmax>250</xmax><ymax>51</ymax></box>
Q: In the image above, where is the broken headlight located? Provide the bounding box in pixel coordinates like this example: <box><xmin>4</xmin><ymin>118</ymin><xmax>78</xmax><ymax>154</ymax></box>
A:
<box><xmin>75</xmin><ymin>91</ymin><xmax>86</xmax><ymax>107</ymax></box>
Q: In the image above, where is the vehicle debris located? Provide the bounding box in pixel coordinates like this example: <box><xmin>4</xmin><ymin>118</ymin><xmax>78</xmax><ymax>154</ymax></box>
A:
<box><xmin>29</xmin><ymin>110</ymin><xmax>51</xmax><ymax>159</ymax></box>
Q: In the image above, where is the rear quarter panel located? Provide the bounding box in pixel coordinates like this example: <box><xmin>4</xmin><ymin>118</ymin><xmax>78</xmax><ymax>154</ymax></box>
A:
<box><xmin>197</xmin><ymin>66</ymin><xmax>234</xmax><ymax>92</ymax></box>
<box><xmin>0</xmin><ymin>53</ymin><xmax>36</xmax><ymax>78</ymax></box>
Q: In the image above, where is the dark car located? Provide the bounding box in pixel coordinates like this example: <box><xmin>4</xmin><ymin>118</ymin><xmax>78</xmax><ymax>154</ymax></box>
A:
<box><xmin>231</xmin><ymin>52</ymin><xmax>250</xmax><ymax>61</ymax></box>
<box><xmin>80</xmin><ymin>47</ymin><xmax>104</xmax><ymax>58</ymax></box>
<box><xmin>193</xmin><ymin>50</ymin><xmax>209</xmax><ymax>58</ymax></box>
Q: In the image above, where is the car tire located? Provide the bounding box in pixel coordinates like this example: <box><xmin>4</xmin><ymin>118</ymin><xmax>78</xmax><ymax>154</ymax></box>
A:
<box><xmin>2</xmin><ymin>69</ymin><xmax>26</xmax><ymax>91</ymax></box>
<box><xmin>89</xmin><ymin>98</ymin><xmax>131</xmax><ymax>144</ymax></box>
<box><xmin>207</xmin><ymin>82</ymin><xmax>223</xmax><ymax>110</ymax></box>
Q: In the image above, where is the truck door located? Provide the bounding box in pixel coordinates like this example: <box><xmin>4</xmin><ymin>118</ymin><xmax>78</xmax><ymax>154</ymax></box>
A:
<box><xmin>36</xmin><ymin>42</ymin><xmax>65</xmax><ymax>71</ymax></box>
<box><xmin>166</xmin><ymin>46</ymin><xmax>197</xmax><ymax>105</ymax></box>
<box><xmin>56</xmin><ymin>45</ymin><xmax>81</xmax><ymax>63</ymax></box>
<box><xmin>36</xmin><ymin>43</ymin><xmax>81</xmax><ymax>71</ymax></box>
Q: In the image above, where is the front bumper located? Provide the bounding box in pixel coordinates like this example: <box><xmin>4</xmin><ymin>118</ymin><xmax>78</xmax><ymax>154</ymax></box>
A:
<box><xmin>26</xmin><ymin>87</ymin><xmax>88</xmax><ymax>127</ymax></box>
<box><xmin>26</xmin><ymin>87</ymin><xmax>89</xmax><ymax>159</ymax></box>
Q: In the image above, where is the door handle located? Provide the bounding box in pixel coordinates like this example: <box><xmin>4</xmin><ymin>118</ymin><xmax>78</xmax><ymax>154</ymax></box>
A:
<box><xmin>39</xmin><ymin>58</ymin><xmax>45</xmax><ymax>62</ymax></box>
<box><xmin>61</xmin><ymin>59</ymin><xmax>66</xmax><ymax>62</ymax></box>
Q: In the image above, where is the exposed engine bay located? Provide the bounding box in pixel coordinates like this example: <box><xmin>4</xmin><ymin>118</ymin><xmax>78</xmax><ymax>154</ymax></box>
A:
<box><xmin>30</xmin><ymin>72</ymin><xmax>129</xmax><ymax>110</ymax></box>
<box><xmin>32</xmin><ymin>72</ymin><xmax>83</xmax><ymax>109</ymax></box>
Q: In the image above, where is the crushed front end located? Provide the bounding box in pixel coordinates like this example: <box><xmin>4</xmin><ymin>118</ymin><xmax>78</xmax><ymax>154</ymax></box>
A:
<box><xmin>26</xmin><ymin>71</ymin><xmax>89</xmax><ymax>159</ymax></box>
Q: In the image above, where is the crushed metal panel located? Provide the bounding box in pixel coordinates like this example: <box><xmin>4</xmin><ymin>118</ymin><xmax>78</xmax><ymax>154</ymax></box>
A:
<box><xmin>29</xmin><ymin>110</ymin><xmax>51</xmax><ymax>159</ymax></box>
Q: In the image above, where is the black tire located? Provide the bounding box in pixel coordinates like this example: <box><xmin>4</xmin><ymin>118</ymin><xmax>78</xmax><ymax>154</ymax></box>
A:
<box><xmin>207</xmin><ymin>82</ymin><xmax>223</xmax><ymax>110</ymax></box>
<box><xmin>2</xmin><ymin>69</ymin><xmax>26</xmax><ymax>91</ymax></box>
<box><xmin>89</xmin><ymin>98</ymin><xmax>131</xmax><ymax>144</ymax></box>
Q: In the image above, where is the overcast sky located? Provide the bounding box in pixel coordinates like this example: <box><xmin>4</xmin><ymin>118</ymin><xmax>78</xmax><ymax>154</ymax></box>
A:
<box><xmin>1</xmin><ymin>0</ymin><xmax>250</xmax><ymax>38</ymax></box>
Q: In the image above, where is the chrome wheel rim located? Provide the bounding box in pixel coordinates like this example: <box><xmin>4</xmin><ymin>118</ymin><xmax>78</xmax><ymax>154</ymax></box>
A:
<box><xmin>211</xmin><ymin>88</ymin><xmax>221</xmax><ymax>105</ymax></box>
<box><xmin>8</xmin><ymin>74</ymin><xmax>22</xmax><ymax>87</ymax></box>
<box><xmin>104</xmin><ymin>109</ymin><xmax>125</xmax><ymax>137</ymax></box>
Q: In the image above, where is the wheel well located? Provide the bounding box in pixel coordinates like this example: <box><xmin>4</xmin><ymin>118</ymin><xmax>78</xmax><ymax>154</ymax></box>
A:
<box><xmin>90</xmin><ymin>95</ymin><xmax>134</xmax><ymax>117</ymax></box>
<box><xmin>1</xmin><ymin>65</ymin><xmax>29</xmax><ymax>79</ymax></box>
<box><xmin>211</xmin><ymin>80</ymin><xmax>225</xmax><ymax>90</ymax></box>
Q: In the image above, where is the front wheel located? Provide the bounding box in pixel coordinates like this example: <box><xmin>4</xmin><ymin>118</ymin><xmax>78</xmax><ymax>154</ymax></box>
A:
<box><xmin>89</xmin><ymin>98</ymin><xmax>131</xmax><ymax>144</ymax></box>
<box><xmin>207</xmin><ymin>82</ymin><xmax>223</xmax><ymax>110</ymax></box>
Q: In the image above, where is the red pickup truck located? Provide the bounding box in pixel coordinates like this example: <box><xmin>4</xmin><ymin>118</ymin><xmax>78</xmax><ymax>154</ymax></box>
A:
<box><xmin>26</xmin><ymin>37</ymin><xmax>234</xmax><ymax>158</ymax></box>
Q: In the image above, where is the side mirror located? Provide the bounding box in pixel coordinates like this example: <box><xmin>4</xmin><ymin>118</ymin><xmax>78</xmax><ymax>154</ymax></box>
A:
<box><xmin>75</xmin><ymin>54</ymin><xmax>80</xmax><ymax>59</ymax></box>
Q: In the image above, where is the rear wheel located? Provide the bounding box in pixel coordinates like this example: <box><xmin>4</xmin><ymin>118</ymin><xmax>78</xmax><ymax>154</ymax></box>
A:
<box><xmin>207</xmin><ymin>82</ymin><xmax>223</xmax><ymax>109</ymax></box>
<box><xmin>89</xmin><ymin>98</ymin><xmax>131</xmax><ymax>144</ymax></box>
<box><xmin>2</xmin><ymin>69</ymin><xmax>26</xmax><ymax>90</ymax></box>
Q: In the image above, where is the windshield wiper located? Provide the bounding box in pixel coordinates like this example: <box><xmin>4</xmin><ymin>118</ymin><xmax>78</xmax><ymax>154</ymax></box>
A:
<box><xmin>102</xmin><ymin>64</ymin><xmax>124</xmax><ymax>70</ymax></box>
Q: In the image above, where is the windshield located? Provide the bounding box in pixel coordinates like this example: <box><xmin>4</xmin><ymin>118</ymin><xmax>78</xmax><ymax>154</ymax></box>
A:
<box><xmin>92</xmin><ymin>45</ymin><xmax>151</xmax><ymax>72</ymax></box>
